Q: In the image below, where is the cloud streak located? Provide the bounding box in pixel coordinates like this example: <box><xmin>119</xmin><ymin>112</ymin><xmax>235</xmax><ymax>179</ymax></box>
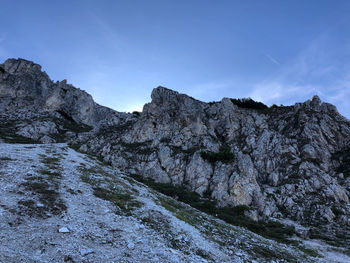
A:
<box><xmin>264</xmin><ymin>53</ymin><xmax>280</xmax><ymax>66</ymax></box>
<box><xmin>0</xmin><ymin>34</ymin><xmax>10</xmax><ymax>61</ymax></box>
<box><xmin>0</xmin><ymin>35</ymin><xmax>5</xmax><ymax>43</ymax></box>
<box><xmin>250</xmin><ymin>82</ymin><xmax>317</xmax><ymax>105</ymax></box>
<box><xmin>249</xmin><ymin>35</ymin><xmax>350</xmax><ymax>118</ymax></box>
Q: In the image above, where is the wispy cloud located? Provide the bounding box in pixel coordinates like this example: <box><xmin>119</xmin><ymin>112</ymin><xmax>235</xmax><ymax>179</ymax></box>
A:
<box><xmin>250</xmin><ymin>82</ymin><xmax>317</xmax><ymax>105</ymax></box>
<box><xmin>325</xmin><ymin>73</ymin><xmax>350</xmax><ymax>117</ymax></box>
<box><xmin>249</xmin><ymin>34</ymin><xmax>350</xmax><ymax>118</ymax></box>
<box><xmin>184</xmin><ymin>81</ymin><xmax>238</xmax><ymax>102</ymax></box>
<box><xmin>264</xmin><ymin>53</ymin><xmax>280</xmax><ymax>66</ymax></box>
<box><xmin>90</xmin><ymin>15</ymin><xmax>127</xmax><ymax>55</ymax></box>
<box><xmin>0</xmin><ymin>34</ymin><xmax>10</xmax><ymax>61</ymax></box>
<box><xmin>0</xmin><ymin>34</ymin><xmax>6</xmax><ymax>43</ymax></box>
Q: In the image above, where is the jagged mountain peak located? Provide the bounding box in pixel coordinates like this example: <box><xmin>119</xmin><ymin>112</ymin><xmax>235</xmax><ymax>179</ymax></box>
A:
<box><xmin>2</xmin><ymin>58</ymin><xmax>43</xmax><ymax>74</ymax></box>
<box><xmin>310</xmin><ymin>94</ymin><xmax>321</xmax><ymax>103</ymax></box>
<box><xmin>151</xmin><ymin>86</ymin><xmax>201</xmax><ymax>102</ymax></box>
<box><xmin>0</xmin><ymin>58</ymin><xmax>124</xmax><ymax>128</ymax></box>
<box><xmin>149</xmin><ymin>84</ymin><xmax>342</xmax><ymax>121</ymax></box>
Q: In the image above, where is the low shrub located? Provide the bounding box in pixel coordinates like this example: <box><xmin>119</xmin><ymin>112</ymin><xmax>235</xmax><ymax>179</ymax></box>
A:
<box><xmin>0</xmin><ymin>122</ymin><xmax>39</xmax><ymax>144</ymax></box>
<box><xmin>0</xmin><ymin>157</ymin><xmax>12</xmax><ymax>161</ymax></box>
<box><xmin>129</xmin><ymin>173</ymin><xmax>295</xmax><ymax>243</ymax></box>
<box><xmin>332</xmin><ymin>147</ymin><xmax>350</xmax><ymax>178</ymax></box>
<box><xmin>200</xmin><ymin>144</ymin><xmax>234</xmax><ymax>163</ymax></box>
<box><xmin>230</xmin><ymin>98</ymin><xmax>268</xmax><ymax>110</ymax></box>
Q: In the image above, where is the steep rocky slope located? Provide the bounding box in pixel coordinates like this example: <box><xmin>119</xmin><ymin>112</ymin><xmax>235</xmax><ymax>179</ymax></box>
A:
<box><xmin>1</xmin><ymin>58</ymin><xmax>350</xmax><ymax>259</ymax></box>
<box><xmin>0</xmin><ymin>142</ymin><xmax>331</xmax><ymax>262</ymax></box>
<box><xmin>0</xmin><ymin>58</ymin><xmax>127</xmax><ymax>143</ymax></box>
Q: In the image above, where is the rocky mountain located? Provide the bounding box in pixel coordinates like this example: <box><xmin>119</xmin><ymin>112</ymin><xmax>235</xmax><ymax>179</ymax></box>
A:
<box><xmin>1</xmin><ymin>58</ymin><xmax>350</xmax><ymax>261</ymax></box>
<box><xmin>0</xmin><ymin>58</ymin><xmax>128</xmax><ymax>143</ymax></box>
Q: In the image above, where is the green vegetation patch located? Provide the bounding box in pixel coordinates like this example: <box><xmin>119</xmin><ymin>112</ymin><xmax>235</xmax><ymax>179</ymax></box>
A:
<box><xmin>230</xmin><ymin>98</ymin><xmax>269</xmax><ymax>110</ymax></box>
<box><xmin>41</xmin><ymin>156</ymin><xmax>60</xmax><ymax>165</ymax></box>
<box><xmin>56</xmin><ymin>115</ymin><xmax>92</xmax><ymax>134</ymax></box>
<box><xmin>160</xmin><ymin>137</ymin><xmax>171</xmax><ymax>143</ymax></box>
<box><xmin>130</xmin><ymin>173</ymin><xmax>208</xmax><ymax>207</ymax></box>
<box><xmin>38</xmin><ymin>169</ymin><xmax>62</xmax><ymax>180</ymax></box>
<box><xmin>17</xmin><ymin>149</ymin><xmax>66</xmax><ymax>217</ymax></box>
<box><xmin>251</xmin><ymin>245</ymin><xmax>295</xmax><ymax>261</ymax></box>
<box><xmin>141</xmin><ymin>211</ymin><xmax>192</xmax><ymax>254</ymax></box>
<box><xmin>200</xmin><ymin>144</ymin><xmax>234</xmax><ymax>163</ymax></box>
<box><xmin>309</xmin><ymin>226</ymin><xmax>350</xmax><ymax>249</ymax></box>
<box><xmin>20</xmin><ymin>180</ymin><xmax>67</xmax><ymax>217</ymax></box>
<box><xmin>299</xmin><ymin>247</ymin><xmax>321</xmax><ymax>258</ymax></box>
<box><xmin>17</xmin><ymin>199</ymin><xmax>47</xmax><ymax>218</ymax></box>
<box><xmin>141</xmin><ymin>210</ymin><xmax>171</xmax><ymax>233</ymax></box>
<box><xmin>129</xmin><ymin>173</ymin><xmax>296</xmax><ymax>244</ymax></box>
<box><xmin>79</xmin><ymin>165</ymin><xmax>142</xmax><ymax>214</ymax></box>
<box><xmin>51</xmin><ymin>112</ymin><xmax>92</xmax><ymax>143</ymax></box>
<box><xmin>0</xmin><ymin>120</ymin><xmax>39</xmax><ymax>144</ymax></box>
<box><xmin>196</xmin><ymin>249</ymin><xmax>213</xmax><ymax>261</ymax></box>
<box><xmin>120</xmin><ymin>141</ymin><xmax>153</xmax><ymax>155</ymax></box>
<box><xmin>97</xmin><ymin>121</ymin><xmax>134</xmax><ymax>136</ymax></box>
<box><xmin>39</xmin><ymin>154</ymin><xmax>61</xmax><ymax>172</ymax></box>
<box><xmin>170</xmin><ymin>145</ymin><xmax>199</xmax><ymax>156</ymax></box>
<box><xmin>0</xmin><ymin>157</ymin><xmax>13</xmax><ymax>161</ymax></box>
<box><xmin>92</xmin><ymin>186</ymin><xmax>142</xmax><ymax>212</ymax></box>
<box><xmin>161</xmin><ymin>199</ymin><xmax>183</xmax><ymax>213</ymax></box>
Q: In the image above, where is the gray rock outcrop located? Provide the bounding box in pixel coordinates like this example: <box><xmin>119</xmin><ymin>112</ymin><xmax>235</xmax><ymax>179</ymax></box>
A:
<box><xmin>0</xmin><ymin>58</ymin><xmax>125</xmax><ymax>143</ymax></box>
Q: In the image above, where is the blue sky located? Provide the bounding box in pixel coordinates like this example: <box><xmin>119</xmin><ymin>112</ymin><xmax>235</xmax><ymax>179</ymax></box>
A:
<box><xmin>1</xmin><ymin>1</ymin><xmax>350</xmax><ymax>118</ymax></box>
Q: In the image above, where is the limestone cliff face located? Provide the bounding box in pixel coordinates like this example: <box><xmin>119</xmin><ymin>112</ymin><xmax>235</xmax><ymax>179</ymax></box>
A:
<box><xmin>1</xmin><ymin>58</ymin><xmax>350</xmax><ymax>248</ymax></box>
<box><xmin>0</xmin><ymin>58</ymin><xmax>125</xmax><ymax>143</ymax></box>
<box><xmin>0</xmin><ymin>58</ymin><xmax>124</xmax><ymax>125</ymax></box>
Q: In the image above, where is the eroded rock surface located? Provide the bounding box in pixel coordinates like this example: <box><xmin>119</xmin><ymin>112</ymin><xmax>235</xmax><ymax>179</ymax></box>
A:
<box><xmin>0</xmin><ymin>58</ymin><xmax>127</xmax><ymax>143</ymax></box>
